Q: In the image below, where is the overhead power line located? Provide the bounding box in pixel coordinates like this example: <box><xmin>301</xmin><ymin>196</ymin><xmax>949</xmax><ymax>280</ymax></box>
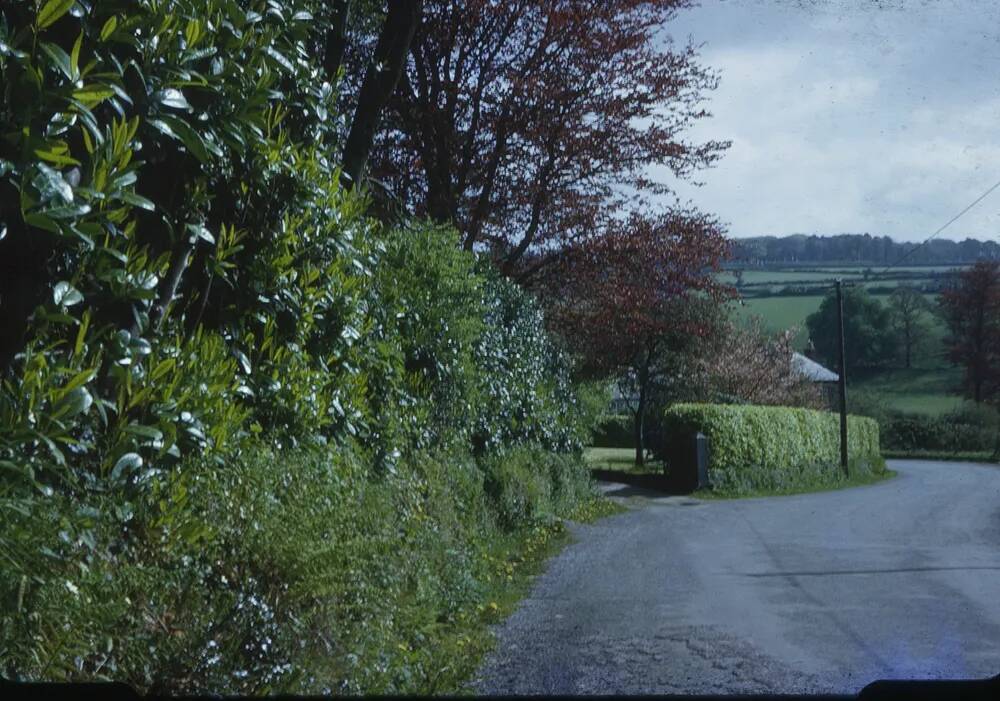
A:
<box><xmin>879</xmin><ymin>176</ymin><xmax>1000</xmax><ymax>274</ymax></box>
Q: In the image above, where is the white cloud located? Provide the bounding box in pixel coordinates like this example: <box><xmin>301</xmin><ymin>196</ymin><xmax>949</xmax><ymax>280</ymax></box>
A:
<box><xmin>662</xmin><ymin>0</ymin><xmax>1000</xmax><ymax>241</ymax></box>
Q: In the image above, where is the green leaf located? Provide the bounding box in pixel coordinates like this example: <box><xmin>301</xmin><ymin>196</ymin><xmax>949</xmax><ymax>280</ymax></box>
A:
<box><xmin>64</xmin><ymin>368</ymin><xmax>96</xmax><ymax>393</ymax></box>
<box><xmin>57</xmin><ymin>386</ymin><xmax>93</xmax><ymax>418</ymax></box>
<box><xmin>121</xmin><ymin>191</ymin><xmax>155</xmax><ymax>211</ymax></box>
<box><xmin>74</xmin><ymin>310</ymin><xmax>91</xmax><ymax>355</ymax></box>
<box><xmin>43</xmin><ymin>203</ymin><xmax>91</xmax><ymax>219</ymax></box>
<box><xmin>66</xmin><ymin>224</ymin><xmax>94</xmax><ymax>248</ymax></box>
<box><xmin>232</xmin><ymin>348</ymin><xmax>251</xmax><ymax>374</ymax></box>
<box><xmin>33</xmin><ymin>163</ymin><xmax>73</xmax><ymax>203</ymax></box>
<box><xmin>37</xmin><ymin>0</ymin><xmax>75</xmax><ymax>29</ymax></box>
<box><xmin>53</xmin><ymin>281</ymin><xmax>84</xmax><ymax>306</ymax></box>
<box><xmin>150</xmin><ymin>116</ymin><xmax>210</xmax><ymax>163</ymax></box>
<box><xmin>34</xmin><ymin>148</ymin><xmax>81</xmax><ymax>167</ymax></box>
<box><xmin>0</xmin><ymin>460</ymin><xmax>33</xmax><ymax>483</ymax></box>
<box><xmin>70</xmin><ymin>31</ymin><xmax>82</xmax><ymax>76</ymax></box>
<box><xmin>67</xmin><ymin>98</ymin><xmax>104</xmax><ymax>145</ymax></box>
<box><xmin>186</xmin><ymin>223</ymin><xmax>214</xmax><ymax>244</ymax></box>
<box><xmin>264</xmin><ymin>46</ymin><xmax>294</xmax><ymax>72</ymax></box>
<box><xmin>98</xmin><ymin>246</ymin><xmax>128</xmax><ymax>264</ymax></box>
<box><xmin>150</xmin><ymin>358</ymin><xmax>175</xmax><ymax>381</ymax></box>
<box><xmin>73</xmin><ymin>85</ymin><xmax>116</xmax><ymax>106</ymax></box>
<box><xmin>39</xmin><ymin>42</ymin><xmax>74</xmax><ymax>80</ymax></box>
<box><xmin>154</xmin><ymin>88</ymin><xmax>192</xmax><ymax>111</ymax></box>
<box><xmin>24</xmin><ymin>212</ymin><xmax>60</xmax><ymax>233</ymax></box>
<box><xmin>34</xmin><ymin>432</ymin><xmax>66</xmax><ymax>465</ymax></box>
<box><xmin>107</xmin><ymin>82</ymin><xmax>133</xmax><ymax>105</ymax></box>
<box><xmin>100</xmin><ymin>15</ymin><xmax>117</xmax><ymax>41</ymax></box>
<box><xmin>111</xmin><ymin>452</ymin><xmax>142</xmax><ymax>481</ymax></box>
<box><xmin>124</xmin><ymin>424</ymin><xmax>163</xmax><ymax>441</ymax></box>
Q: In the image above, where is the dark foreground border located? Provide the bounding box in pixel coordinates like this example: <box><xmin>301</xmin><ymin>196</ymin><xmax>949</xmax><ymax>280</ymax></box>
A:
<box><xmin>2</xmin><ymin>676</ymin><xmax>998</xmax><ymax>700</ymax></box>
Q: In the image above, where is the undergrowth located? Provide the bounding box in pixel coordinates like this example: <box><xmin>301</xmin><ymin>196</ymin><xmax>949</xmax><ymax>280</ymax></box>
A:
<box><xmin>0</xmin><ymin>444</ymin><xmax>617</xmax><ymax>694</ymax></box>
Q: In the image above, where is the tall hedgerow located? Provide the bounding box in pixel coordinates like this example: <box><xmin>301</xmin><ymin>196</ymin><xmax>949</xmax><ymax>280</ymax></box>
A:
<box><xmin>0</xmin><ymin>2</ymin><xmax>603</xmax><ymax>692</ymax></box>
<box><xmin>0</xmin><ymin>0</ymin><xmax>376</xmax><ymax>479</ymax></box>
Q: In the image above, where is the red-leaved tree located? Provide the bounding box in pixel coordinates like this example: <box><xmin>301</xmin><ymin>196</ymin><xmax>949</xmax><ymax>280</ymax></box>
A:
<box><xmin>939</xmin><ymin>261</ymin><xmax>1000</xmax><ymax>404</ymax></box>
<box><xmin>375</xmin><ymin>0</ymin><xmax>728</xmax><ymax>282</ymax></box>
<box><xmin>546</xmin><ymin>210</ymin><xmax>732</xmax><ymax>464</ymax></box>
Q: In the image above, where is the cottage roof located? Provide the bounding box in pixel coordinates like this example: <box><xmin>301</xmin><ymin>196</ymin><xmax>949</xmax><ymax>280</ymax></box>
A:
<box><xmin>791</xmin><ymin>352</ymin><xmax>839</xmax><ymax>383</ymax></box>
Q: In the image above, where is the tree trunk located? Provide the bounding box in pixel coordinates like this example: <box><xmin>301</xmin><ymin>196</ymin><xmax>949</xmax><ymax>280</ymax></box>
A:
<box><xmin>341</xmin><ymin>0</ymin><xmax>421</xmax><ymax>189</ymax></box>
<box><xmin>149</xmin><ymin>240</ymin><xmax>194</xmax><ymax>333</ymax></box>
<box><xmin>633</xmin><ymin>405</ymin><xmax>645</xmax><ymax>467</ymax></box>
<box><xmin>633</xmin><ymin>361</ymin><xmax>649</xmax><ymax>467</ymax></box>
<box><xmin>323</xmin><ymin>0</ymin><xmax>352</xmax><ymax>80</ymax></box>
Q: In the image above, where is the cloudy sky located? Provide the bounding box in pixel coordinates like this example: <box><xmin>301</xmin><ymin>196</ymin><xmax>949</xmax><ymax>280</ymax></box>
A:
<box><xmin>663</xmin><ymin>0</ymin><xmax>1000</xmax><ymax>241</ymax></box>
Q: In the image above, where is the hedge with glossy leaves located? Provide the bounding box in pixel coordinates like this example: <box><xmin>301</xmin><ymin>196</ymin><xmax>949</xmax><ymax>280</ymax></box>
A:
<box><xmin>0</xmin><ymin>0</ymin><xmax>602</xmax><ymax>693</ymax></box>
<box><xmin>662</xmin><ymin>403</ymin><xmax>882</xmax><ymax>493</ymax></box>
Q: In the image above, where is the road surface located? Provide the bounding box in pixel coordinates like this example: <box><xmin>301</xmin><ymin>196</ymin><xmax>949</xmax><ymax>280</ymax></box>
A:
<box><xmin>472</xmin><ymin>460</ymin><xmax>1000</xmax><ymax>695</ymax></box>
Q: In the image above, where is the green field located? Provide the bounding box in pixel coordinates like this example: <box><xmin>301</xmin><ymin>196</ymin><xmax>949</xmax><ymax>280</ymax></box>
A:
<box><xmin>726</xmin><ymin>265</ymin><xmax>966</xmax><ymax>277</ymax></box>
<box><xmin>719</xmin><ymin>265</ymin><xmax>965</xmax><ymax>302</ymax></box>
<box><xmin>719</xmin><ymin>270</ymin><xmax>867</xmax><ymax>284</ymax></box>
<box><xmin>851</xmin><ymin>366</ymin><xmax>966</xmax><ymax>414</ymax></box>
<box><xmin>737</xmin><ymin>295</ymin><xmax>825</xmax><ymax>347</ymax></box>
<box><xmin>737</xmin><ymin>293</ymin><xmax>943</xmax><ymax>348</ymax></box>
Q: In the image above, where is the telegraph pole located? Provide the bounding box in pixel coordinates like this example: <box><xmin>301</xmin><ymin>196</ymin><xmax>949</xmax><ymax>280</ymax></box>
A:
<box><xmin>835</xmin><ymin>279</ymin><xmax>849</xmax><ymax>477</ymax></box>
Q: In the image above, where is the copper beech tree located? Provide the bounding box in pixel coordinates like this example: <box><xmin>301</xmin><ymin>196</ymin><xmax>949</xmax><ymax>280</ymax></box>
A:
<box><xmin>939</xmin><ymin>261</ymin><xmax>1000</xmax><ymax>405</ymax></box>
<box><xmin>545</xmin><ymin>211</ymin><xmax>732</xmax><ymax>465</ymax></box>
<box><xmin>374</xmin><ymin>0</ymin><xmax>728</xmax><ymax>282</ymax></box>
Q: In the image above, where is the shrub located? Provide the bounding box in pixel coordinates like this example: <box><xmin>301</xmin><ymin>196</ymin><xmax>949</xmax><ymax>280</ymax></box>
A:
<box><xmin>0</xmin><ymin>442</ymin><xmax>595</xmax><ymax>694</ymax></box>
<box><xmin>472</xmin><ymin>271</ymin><xmax>591</xmax><ymax>455</ymax></box>
<box><xmin>880</xmin><ymin>414</ymin><xmax>996</xmax><ymax>454</ymax></box>
<box><xmin>479</xmin><ymin>447</ymin><xmax>590</xmax><ymax>530</ymax></box>
<box><xmin>591</xmin><ymin>414</ymin><xmax>633</xmax><ymax>448</ymax></box>
<box><xmin>0</xmin><ymin>0</ymin><xmax>374</xmax><ymax>469</ymax></box>
<box><xmin>0</xmin><ymin>1</ymin><xmax>604</xmax><ymax>693</ymax></box>
<box><xmin>661</xmin><ymin>403</ymin><xmax>882</xmax><ymax>494</ymax></box>
<box><xmin>851</xmin><ymin>395</ymin><xmax>999</xmax><ymax>455</ymax></box>
<box><xmin>370</xmin><ymin>222</ymin><xmax>483</xmax><ymax>453</ymax></box>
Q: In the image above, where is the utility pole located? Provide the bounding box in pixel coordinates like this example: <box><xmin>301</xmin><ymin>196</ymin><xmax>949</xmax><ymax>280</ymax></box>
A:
<box><xmin>835</xmin><ymin>279</ymin><xmax>849</xmax><ymax>477</ymax></box>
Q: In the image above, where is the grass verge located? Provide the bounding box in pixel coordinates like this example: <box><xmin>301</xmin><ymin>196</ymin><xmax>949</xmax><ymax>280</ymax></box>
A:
<box><xmin>450</xmin><ymin>495</ymin><xmax>624</xmax><ymax>694</ymax></box>
<box><xmin>691</xmin><ymin>467</ymin><xmax>897</xmax><ymax>500</ymax></box>
<box><xmin>586</xmin><ymin>447</ymin><xmax>898</xmax><ymax>500</ymax></box>
<box><xmin>584</xmin><ymin>446</ymin><xmax>649</xmax><ymax>475</ymax></box>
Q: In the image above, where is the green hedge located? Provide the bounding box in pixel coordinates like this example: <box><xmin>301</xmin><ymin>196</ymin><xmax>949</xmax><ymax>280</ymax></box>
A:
<box><xmin>591</xmin><ymin>414</ymin><xmax>633</xmax><ymax>448</ymax></box>
<box><xmin>0</xmin><ymin>1</ymin><xmax>605</xmax><ymax>693</ymax></box>
<box><xmin>880</xmin><ymin>415</ymin><xmax>996</xmax><ymax>453</ymax></box>
<box><xmin>0</xmin><ymin>443</ymin><xmax>597</xmax><ymax>694</ymax></box>
<box><xmin>662</xmin><ymin>403</ymin><xmax>883</xmax><ymax>494</ymax></box>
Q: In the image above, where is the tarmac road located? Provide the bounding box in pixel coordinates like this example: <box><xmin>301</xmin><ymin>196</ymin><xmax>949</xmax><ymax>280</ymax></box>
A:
<box><xmin>472</xmin><ymin>460</ymin><xmax>1000</xmax><ymax>695</ymax></box>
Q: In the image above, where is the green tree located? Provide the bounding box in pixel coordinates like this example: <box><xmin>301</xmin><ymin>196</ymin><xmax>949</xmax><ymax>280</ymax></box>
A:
<box><xmin>887</xmin><ymin>285</ymin><xmax>931</xmax><ymax>368</ymax></box>
<box><xmin>805</xmin><ymin>286</ymin><xmax>894</xmax><ymax>373</ymax></box>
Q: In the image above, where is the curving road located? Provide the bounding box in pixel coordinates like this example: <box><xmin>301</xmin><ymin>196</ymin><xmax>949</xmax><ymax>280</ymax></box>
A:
<box><xmin>472</xmin><ymin>460</ymin><xmax>1000</xmax><ymax>695</ymax></box>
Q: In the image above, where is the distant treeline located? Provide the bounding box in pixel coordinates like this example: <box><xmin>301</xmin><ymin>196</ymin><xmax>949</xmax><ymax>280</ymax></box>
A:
<box><xmin>731</xmin><ymin>234</ymin><xmax>1000</xmax><ymax>266</ymax></box>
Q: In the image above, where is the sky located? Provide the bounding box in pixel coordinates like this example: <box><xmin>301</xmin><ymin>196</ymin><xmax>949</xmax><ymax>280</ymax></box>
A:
<box><xmin>661</xmin><ymin>0</ymin><xmax>1000</xmax><ymax>241</ymax></box>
